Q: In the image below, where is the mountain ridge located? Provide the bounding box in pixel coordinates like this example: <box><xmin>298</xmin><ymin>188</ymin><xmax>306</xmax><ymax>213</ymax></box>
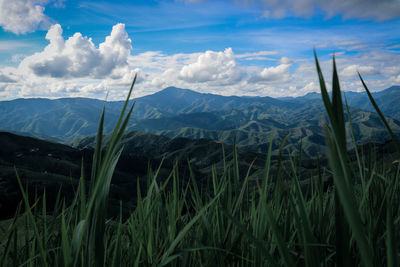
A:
<box><xmin>1</xmin><ymin>85</ymin><xmax>399</xmax><ymax>158</ymax></box>
<box><xmin>7</xmin><ymin>85</ymin><xmax>399</xmax><ymax>102</ymax></box>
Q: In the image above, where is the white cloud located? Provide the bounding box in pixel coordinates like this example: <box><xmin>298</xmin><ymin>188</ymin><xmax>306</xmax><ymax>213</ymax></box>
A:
<box><xmin>394</xmin><ymin>75</ymin><xmax>400</xmax><ymax>84</ymax></box>
<box><xmin>279</xmin><ymin>57</ymin><xmax>294</xmax><ymax>64</ymax></box>
<box><xmin>11</xmin><ymin>54</ymin><xmax>27</xmax><ymax>63</ymax></box>
<box><xmin>249</xmin><ymin>63</ymin><xmax>291</xmax><ymax>83</ymax></box>
<box><xmin>178</xmin><ymin>48</ymin><xmax>246</xmax><ymax>85</ymax></box>
<box><xmin>18</xmin><ymin>23</ymin><xmax>132</xmax><ymax>79</ymax></box>
<box><xmin>235</xmin><ymin>51</ymin><xmax>279</xmax><ymax>61</ymax></box>
<box><xmin>300</xmin><ymin>82</ymin><xmax>319</xmax><ymax>94</ymax></box>
<box><xmin>340</xmin><ymin>65</ymin><xmax>380</xmax><ymax>78</ymax></box>
<box><xmin>0</xmin><ymin>0</ymin><xmax>55</xmax><ymax>34</ymax></box>
<box><xmin>0</xmin><ymin>68</ymin><xmax>19</xmax><ymax>83</ymax></box>
<box><xmin>347</xmin><ymin>45</ymin><xmax>369</xmax><ymax>51</ymax></box>
<box><xmin>129</xmin><ymin>51</ymin><xmax>201</xmax><ymax>72</ymax></box>
<box><xmin>236</xmin><ymin>51</ymin><xmax>279</xmax><ymax>61</ymax></box>
<box><xmin>0</xmin><ymin>74</ymin><xmax>16</xmax><ymax>83</ymax></box>
<box><xmin>288</xmin><ymin>51</ymin><xmax>400</xmax><ymax>96</ymax></box>
<box><xmin>317</xmin><ymin>40</ymin><xmax>362</xmax><ymax>49</ymax></box>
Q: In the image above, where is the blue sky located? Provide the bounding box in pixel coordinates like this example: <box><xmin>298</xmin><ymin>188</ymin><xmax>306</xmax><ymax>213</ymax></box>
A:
<box><xmin>0</xmin><ymin>0</ymin><xmax>399</xmax><ymax>100</ymax></box>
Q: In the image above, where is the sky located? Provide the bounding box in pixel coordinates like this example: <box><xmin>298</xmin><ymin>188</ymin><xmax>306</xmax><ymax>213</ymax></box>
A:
<box><xmin>0</xmin><ymin>0</ymin><xmax>399</xmax><ymax>100</ymax></box>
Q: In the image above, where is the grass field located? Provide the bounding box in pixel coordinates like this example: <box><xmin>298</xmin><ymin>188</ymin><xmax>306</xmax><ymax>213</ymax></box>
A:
<box><xmin>1</xmin><ymin>54</ymin><xmax>399</xmax><ymax>266</ymax></box>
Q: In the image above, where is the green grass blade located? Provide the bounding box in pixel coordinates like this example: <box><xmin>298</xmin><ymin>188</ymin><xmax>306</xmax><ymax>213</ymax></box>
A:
<box><xmin>61</xmin><ymin>206</ymin><xmax>71</xmax><ymax>267</ymax></box>
<box><xmin>325</xmin><ymin>125</ymin><xmax>373</xmax><ymax>267</ymax></box>
<box><xmin>314</xmin><ymin>49</ymin><xmax>333</xmax><ymax>120</ymax></box>
<box><xmin>344</xmin><ymin>94</ymin><xmax>365</xmax><ymax>184</ymax></box>
<box><xmin>222</xmin><ymin>160</ymin><xmax>254</xmax><ymax>246</ymax></box>
<box><xmin>221</xmin><ymin>209</ymin><xmax>277</xmax><ymax>265</ymax></box>
<box><xmin>14</xmin><ymin>167</ymin><xmax>48</xmax><ymax>267</ymax></box>
<box><xmin>90</xmin><ymin>105</ymin><xmax>105</xmax><ymax>189</ymax></box>
<box><xmin>265</xmin><ymin>204</ymin><xmax>295</xmax><ymax>267</ymax></box>
<box><xmin>289</xmin><ymin>156</ymin><xmax>320</xmax><ymax>266</ymax></box>
<box><xmin>315</xmin><ymin>52</ymin><xmax>374</xmax><ymax>267</ymax></box>
<box><xmin>358</xmin><ymin>73</ymin><xmax>400</xmax><ymax>153</ymax></box>
<box><xmin>161</xmin><ymin>183</ymin><xmax>225</xmax><ymax>264</ymax></box>
<box><xmin>331</xmin><ymin>55</ymin><xmax>346</xmax><ymax>147</ymax></box>
<box><xmin>386</xmin><ymin>197</ymin><xmax>398</xmax><ymax>267</ymax></box>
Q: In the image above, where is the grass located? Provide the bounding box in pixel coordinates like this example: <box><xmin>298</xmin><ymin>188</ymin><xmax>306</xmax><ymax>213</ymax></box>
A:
<box><xmin>1</xmin><ymin>55</ymin><xmax>400</xmax><ymax>266</ymax></box>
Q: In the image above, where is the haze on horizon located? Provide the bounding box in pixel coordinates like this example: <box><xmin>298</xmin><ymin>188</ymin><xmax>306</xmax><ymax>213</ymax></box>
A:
<box><xmin>0</xmin><ymin>0</ymin><xmax>399</xmax><ymax>101</ymax></box>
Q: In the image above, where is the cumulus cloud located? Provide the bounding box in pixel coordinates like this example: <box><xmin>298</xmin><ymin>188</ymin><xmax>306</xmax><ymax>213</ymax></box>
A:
<box><xmin>249</xmin><ymin>63</ymin><xmax>291</xmax><ymax>83</ymax></box>
<box><xmin>394</xmin><ymin>75</ymin><xmax>400</xmax><ymax>84</ymax></box>
<box><xmin>19</xmin><ymin>23</ymin><xmax>132</xmax><ymax>79</ymax></box>
<box><xmin>232</xmin><ymin>0</ymin><xmax>400</xmax><ymax>20</ymax></box>
<box><xmin>279</xmin><ymin>57</ymin><xmax>294</xmax><ymax>64</ymax></box>
<box><xmin>0</xmin><ymin>0</ymin><xmax>57</xmax><ymax>34</ymax></box>
<box><xmin>0</xmin><ymin>74</ymin><xmax>16</xmax><ymax>83</ymax></box>
<box><xmin>339</xmin><ymin>64</ymin><xmax>380</xmax><ymax>78</ymax></box>
<box><xmin>0</xmin><ymin>68</ymin><xmax>19</xmax><ymax>83</ymax></box>
<box><xmin>179</xmin><ymin>48</ymin><xmax>246</xmax><ymax>85</ymax></box>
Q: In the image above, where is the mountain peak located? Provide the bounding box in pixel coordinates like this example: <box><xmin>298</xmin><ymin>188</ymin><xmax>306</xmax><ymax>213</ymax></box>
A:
<box><xmin>161</xmin><ymin>86</ymin><xmax>183</xmax><ymax>93</ymax></box>
<box><xmin>158</xmin><ymin>86</ymin><xmax>197</xmax><ymax>95</ymax></box>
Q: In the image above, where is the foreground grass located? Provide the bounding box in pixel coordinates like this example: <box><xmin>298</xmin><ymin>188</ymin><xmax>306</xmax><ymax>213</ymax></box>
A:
<box><xmin>1</xmin><ymin>56</ymin><xmax>400</xmax><ymax>266</ymax></box>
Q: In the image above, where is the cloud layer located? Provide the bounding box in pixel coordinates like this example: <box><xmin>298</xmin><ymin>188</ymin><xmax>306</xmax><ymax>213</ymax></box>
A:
<box><xmin>207</xmin><ymin>0</ymin><xmax>400</xmax><ymax>20</ymax></box>
<box><xmin>0</xmin><ymin>22</ymin><xmax>399</xmax><ymax>101</ymax></box>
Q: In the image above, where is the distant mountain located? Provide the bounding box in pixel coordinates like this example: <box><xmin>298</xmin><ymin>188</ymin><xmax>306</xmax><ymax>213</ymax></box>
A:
<box><xmin>0</xmin><ymin>85</ymin><xmax>399</xmax><ymax>157</ymax></box>
<box><xmin>344</xmin><ymin>86</ymin><xmax>400</xmax><ymax>120</ymax></box>
<box><xmin>0</xmin><ymin>98</ymin><xmax>115</xmax><ymax>141</ymax></box>
<box><xmin>279</xmin><ymin>86</ymin><xmax>400</xmax><ymax>119</ymax></box>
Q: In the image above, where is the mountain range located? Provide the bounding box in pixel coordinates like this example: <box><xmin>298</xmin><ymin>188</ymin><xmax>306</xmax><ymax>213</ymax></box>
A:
<box><xmin>1</xmin><ymin>85</ymin><xmax>399</xmax><ymax>157</ymax></box>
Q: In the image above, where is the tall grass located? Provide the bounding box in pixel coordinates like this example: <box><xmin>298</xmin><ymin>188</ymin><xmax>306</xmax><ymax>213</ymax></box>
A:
<box><xmin>0</xmin><ymin>55</ymin><xmax>399</xmax><ymax>266</ymax></box>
